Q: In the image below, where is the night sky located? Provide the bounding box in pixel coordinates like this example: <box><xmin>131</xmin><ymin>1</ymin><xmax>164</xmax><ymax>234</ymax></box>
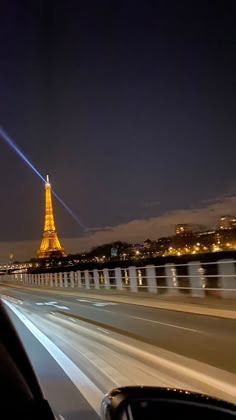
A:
<box><xmin>1</xmin><ymin>1</ymin><xmax>236</xmax><ymax>260</ymax></box>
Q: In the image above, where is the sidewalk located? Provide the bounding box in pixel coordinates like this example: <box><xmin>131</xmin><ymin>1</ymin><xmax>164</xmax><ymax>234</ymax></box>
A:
<box><xmin>1</xmin><ymin>282</ymin><xmax>236</xmax><ymax>319</ymax></box>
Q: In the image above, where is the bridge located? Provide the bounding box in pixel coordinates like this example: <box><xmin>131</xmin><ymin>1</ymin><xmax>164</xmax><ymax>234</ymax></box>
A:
<box><xmin>1</xmin><ymin>257</ymin><xmax>236</xmax><ymax>419</ymax></box>
<box><xmin>3</xmin><ymin>257</ymin><xmax>236</xmax><ymax>298</ymax></box>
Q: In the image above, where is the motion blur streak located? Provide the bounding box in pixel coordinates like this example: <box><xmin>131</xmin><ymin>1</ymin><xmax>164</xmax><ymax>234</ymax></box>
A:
<box><xmin>3</xmin><ymin>299</ymin><xmax>103</xmax><ymax>415</ymax></box>
<box><xmin>3</xmin><ymin>296</ymin><xmax>236</xmax><ymax>406</ymax></box>
<box><xmin>0</xmin><ymin>126</ymin><xmax>86</xmax><ymax>230</ymax></box>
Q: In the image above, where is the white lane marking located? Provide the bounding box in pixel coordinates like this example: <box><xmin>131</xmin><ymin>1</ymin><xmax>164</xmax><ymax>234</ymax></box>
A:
<box><xmin>36</xmin><ymin>301</ymin><xmax>58</xmax><ymax>306</ymax></box>
<box><xmin>54</xmin><ymin>305</ymin><xmax>70</xmax><ymax>310</ymax></box>
<box><xmin>76</xmin><ymin>299</ymin><xmax>117</xmax><ymax>307</ymax></box>
<box><xmin>74</xmin><ymin>303</ymin><xmax>203</xmax><ymax>333</ymax></box>
<box><xmin>69</xmin><ymin>317</ymin><xmax>76</xmax><ymax>323</ymax></box>
<box><xmin>77</xmin><ymin>299</ymin><xmax>92</xmax><ymax>303</ymax></box>
<box><xmin>97</xmin><ymin>327</ymin><xmax>110</xmax><ymax>335</ymax></box>
<box><xmin>36</xmin><ymin>298</ymin><xmax>201</xmax><ymax>332</ymax></box>
<box><xmin>36</xmin><ymin>301</ymin><xmax>58</xmax><ymax>305</ymax></box>
<box><xmin>58</xmin><ymin>415</ymin><xmax>66</xmax><ymax>420</ymax></box>
<box><xmin>35</xmin><ymin>302</ymin><xmax>70</xmax><ymax>310</ymax></box>
<box><xmin>131</xmin><ymin>316</ymin><xmax>203</xmax><ymax>333</ymax></box>
<box><xmin>75</xmin><ymin>305</ymin><xmax>113</xmax><ymax>314</ymax></box>
<box><xmin>3</xmin><ymin>299</ymin><xmax>103</xmax><ymax>415</ymax></box>
<box><xmin>45</xmin><ymin>301</ymin><xmax>58</xmax><ymax>305</ymax></box>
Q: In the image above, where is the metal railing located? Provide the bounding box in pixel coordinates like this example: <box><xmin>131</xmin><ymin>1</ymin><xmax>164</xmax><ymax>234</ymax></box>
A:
<box><xmin>2</xmin><ymin>258</ymin><xmax>236</xmax><ymax>298</ymax></box>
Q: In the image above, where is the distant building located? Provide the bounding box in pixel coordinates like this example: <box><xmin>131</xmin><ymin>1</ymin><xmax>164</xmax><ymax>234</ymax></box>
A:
<box><xmin>197</xmin><ymin>230</ymin><xmax>215</xmax><ymax>236</ymax></box>
<box><xmin>175</xmin><ymin>224</ymin><xmax>192</xmax><ymax>235</ymax></box>
<box><xmin>156</xmin><ymin>237</ymin><xmax>172</xmax><ymax>254</ymax></box>
<box><xmin>218</xmin><ymin>216</ymin><xmax>236</xmax><ymax>230</ymax></box>
<box><xmin>196</xmin><ymin>230</ymin><xmax>215</xmax><ymax>250</ymax></box>
<box><xmin>143</xmin><ymin>239</ymin><xmax>152</xmax><ymax>250</ymax></box>
<box><xmin>231</xmin><ymin>217</ymin><xmax>236</xmax><ymax>229</ymax></box>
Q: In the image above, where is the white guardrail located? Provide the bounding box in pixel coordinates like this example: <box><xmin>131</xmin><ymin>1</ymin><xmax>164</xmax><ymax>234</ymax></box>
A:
<box><xmin>2</xmin><ymin>258</ymin><xmax>236</xmax><ymax>298</ymax></box>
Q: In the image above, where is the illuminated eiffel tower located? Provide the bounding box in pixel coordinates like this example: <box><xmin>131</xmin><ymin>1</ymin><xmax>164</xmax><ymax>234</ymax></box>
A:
<box><xmin>37</xmin><ymin>175</ymin><xmax>66</xmax><ymax>258</ymax></box>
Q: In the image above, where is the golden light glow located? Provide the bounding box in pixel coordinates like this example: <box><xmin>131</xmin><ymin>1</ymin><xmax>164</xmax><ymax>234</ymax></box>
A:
<box><xmin>37</xmin><ymin>176</ymin><xmax>66</xmax><ymax>258</ymax></box>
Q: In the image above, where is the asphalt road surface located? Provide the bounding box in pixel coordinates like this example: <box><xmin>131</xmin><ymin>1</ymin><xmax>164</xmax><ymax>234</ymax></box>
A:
<box><xmin>1</xmin><ymin>285</ymin><xmax>236</xmax><ymax>419</ymax></box>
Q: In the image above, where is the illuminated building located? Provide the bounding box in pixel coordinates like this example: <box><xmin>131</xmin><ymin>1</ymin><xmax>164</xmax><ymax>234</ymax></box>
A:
<box><xmin>175</xmin><ymin>224</ymin><xmax>192</xmax><ymax>235</ymax></box>
<box><xmin>156</xmin><ymin>237</ymin><xmax>172</xmax><ymax>254</ymax></box>
<box><xmin>197</xmin><ymin>231</ymin><xmax>215</xmax><ymax>246</ymax></box>
<box><xmin>230</xmin><ymin>217</ymin><xmax>236</xmax><ymax>228</ymax></box>
<box><xmin>37</xmin><ymin>175</ymin><xmax>66</xmax><ymax>258</ymax></box>
<box><xmin>218</xmin><ymin>215</ymin><xmax>236</xmax><ymax>230</ymax></box>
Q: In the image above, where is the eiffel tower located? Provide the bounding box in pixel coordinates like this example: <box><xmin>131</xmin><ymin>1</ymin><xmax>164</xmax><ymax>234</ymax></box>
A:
<box><xmin>37</xmin><ymin>175</ymin><xmax>66</xmax><ymax>258</ymax></box>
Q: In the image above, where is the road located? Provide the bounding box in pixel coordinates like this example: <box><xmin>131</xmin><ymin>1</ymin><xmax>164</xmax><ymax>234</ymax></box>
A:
<box><xmin>1</xmin><ymin>285</ymin><xmax>236</xmax><ymax>419</ymax></box>
<box><xmin>4</xmin><ymin>307</ymin><xmax>99</xmax><ymax>420</ymax></box>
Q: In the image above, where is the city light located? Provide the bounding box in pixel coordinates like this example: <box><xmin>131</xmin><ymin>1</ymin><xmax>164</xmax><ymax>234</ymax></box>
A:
<box><xmin>2</xmin><ymin>210</ymin><xmax>236</xmax><ymax>270</ymax></box>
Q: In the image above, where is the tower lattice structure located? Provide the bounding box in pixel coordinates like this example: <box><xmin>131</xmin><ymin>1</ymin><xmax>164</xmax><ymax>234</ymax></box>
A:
<box><xmin>37</xmin><ymin>175</ymin><xmax>66</xmax><ymax>258</ymax></box>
